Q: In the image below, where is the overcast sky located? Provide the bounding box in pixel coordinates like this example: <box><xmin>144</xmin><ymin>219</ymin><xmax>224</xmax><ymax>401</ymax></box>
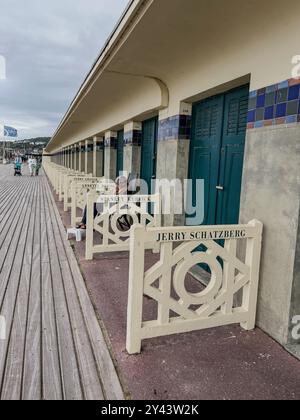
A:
<box><xmin>0</xmin><ymin>0</ymin><xmax>128</xmax><ymax>139</ymax></box>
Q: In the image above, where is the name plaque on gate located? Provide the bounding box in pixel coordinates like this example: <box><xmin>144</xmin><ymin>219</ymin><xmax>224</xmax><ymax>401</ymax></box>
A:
<box><xmin>73</xmin><ymin>177</ymin><xmax>96</xmax><ymax>183</ymax></box>
<box><xmin>79</xmin><ymin>183</ymin><xmax>98</xmax><ymax>189</ymax></box>
<box><xmin>96</xmin><ymin>195</ymin><xmax>153</xmax><ymax>204</ymax></box>
<box><xmin>156</xmin><ymin>228</ymin><xmax>249</xmax><ymax>243</ymax></box>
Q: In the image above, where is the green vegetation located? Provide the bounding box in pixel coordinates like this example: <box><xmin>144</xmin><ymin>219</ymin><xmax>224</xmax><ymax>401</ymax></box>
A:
<box><xmin>1</xmin><ymin>137</ymin><xmax>51</xmax><ymax>159</ymax></box>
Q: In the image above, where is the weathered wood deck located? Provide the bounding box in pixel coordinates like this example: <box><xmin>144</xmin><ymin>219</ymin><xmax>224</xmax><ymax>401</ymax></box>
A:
<box><xmin>0</xmin><ymin>164</ymin><xmax>124</xmax><ymax>400</ymax></box>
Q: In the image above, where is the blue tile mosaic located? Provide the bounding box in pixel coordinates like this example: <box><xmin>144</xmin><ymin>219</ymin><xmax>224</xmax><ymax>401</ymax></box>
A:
<box><xmin>247</xmin><ymin>78</ymin><xmax>300</xmax><ymax>129</ymax></box>
<box><xmin>158</xmin><ymin>115</ymin><xmax>191</xmax><ymax>141</ymax></box>
<box><xmin>104</xmin><ymin>137</ymin><xmax>117</xmax><ymax>148</ymax></box>
<box><xmin>124</xmin><ymin>129</ymin><xmax>142</xmax><ymax>146</ymax></box>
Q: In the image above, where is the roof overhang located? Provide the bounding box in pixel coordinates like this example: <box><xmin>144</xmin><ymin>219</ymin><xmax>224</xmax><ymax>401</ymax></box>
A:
<box><xmin>46</xmin><ymin>0</ymin><xmax>156</xmax><ymax>152</ymax></box>
<box><xmin>47</xmin><ymin>0</ymin><xmax>298</xmax><ymax>153</ymax></box>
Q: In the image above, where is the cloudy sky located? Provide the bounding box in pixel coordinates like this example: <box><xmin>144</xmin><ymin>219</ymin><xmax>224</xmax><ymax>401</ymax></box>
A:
<box><xmin>0</xmin><ymin>0</ymin><xmax>128</xmax><ymax>139</ymax></box>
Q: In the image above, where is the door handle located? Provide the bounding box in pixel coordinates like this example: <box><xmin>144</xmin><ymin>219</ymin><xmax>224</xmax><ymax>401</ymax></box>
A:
<box><xmin>216</xmin><ymin>186</ymin><xmax>224</xmax><ymax>191</ymax></box>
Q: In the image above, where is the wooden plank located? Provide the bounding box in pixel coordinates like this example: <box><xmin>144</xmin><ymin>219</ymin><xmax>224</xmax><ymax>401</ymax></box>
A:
<box><xmin>42</xmin><ymin>180</ymin><xmax>83</xmax><ymax>400</ymax></box>
<box><xmin>0</xmin><ymin>179</ymin><xmax>32</xmax><ymax>269</ymax></box>
<box><xmin>0</xmin><ymin>179</ymin><xmax>36</xmax><ymax>398</ymax></box>
<box><xmin>0</xmin><ymin>174</ymin><xmax>42</xmax><ymax>399</ymax></box>
<box><xmin>41</xmin><ymin>262</ymin><xmax>63</xmax><ymax>400</ymax></box>
<box><xmin>45</xmin><ymin>188</ymin><xmax>104</xmax><ymax>400</ymax></box>
<box><xmin>45</xmin><ymin>178</ymin><xmax>124</xmax><ymax>400</ymax></box>
<box><xmin>22</xmin><ymin>181</ymin><xmax>42</xmax><ymax>400</ymax></box>
<box><xmin>40</xmin><ymin>184</ymin><xmax>62</xmax><ymax>400</ymax></box>
<box><xmin>0</xmin><ymin>165</ymin><xmax>124</xmax><ymax>400</ymax></box>
<box><xmin>1</xmin><ymin>266</ymin><xmax>30</xmax><ymax>399</ymax></box>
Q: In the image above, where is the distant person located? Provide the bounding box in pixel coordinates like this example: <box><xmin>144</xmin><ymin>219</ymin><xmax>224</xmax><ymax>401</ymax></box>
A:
<box><xmin>35</xmin><ymin>159</ymin><xmax>42</xmax><ymax>176</ymax></box>
<box><xmin>14</xmin><ymin>157</ymin><xmax>22</xmax><ymax>176</ymax></box>
<box><xmin>28</xmin><ymin>157</ymin><xmax>36</xmax><ymax>177</ymax></box>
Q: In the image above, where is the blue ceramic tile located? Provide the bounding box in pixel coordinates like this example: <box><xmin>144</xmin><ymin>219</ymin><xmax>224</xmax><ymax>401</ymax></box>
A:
<box><xmin>256</xmin><ymin>94</ymin><xmax>265</xmax><ymax>108</ymax></box>
<box><xmin>256</xmin><ymin>108</ymin><xmax>264</xmax><ymax>121</ymax></box>
<box><xmin>264</xmin><ymin>106</ymin><xmax>274</xmax><ymax>120</ymax></box>
<box><xmin>254</xmin><ymin>121</ymin><xmax>264</xmax><ymax>128</ymax></box>
<box><xmin>179</xmin><ymin>115</ymin><xmax>188</xmax><ymax>125</ymax></box>
<box><xmin>286</xmin><ymin>115</ymin><xmax>297</xmax><ymax>124</ymax></box>
<box><xmin>247</xmin><ymin>110</ymin><xmax>256</xmax><ymax>123</ymax></box>
<box><xmin>278</xmin><ymin>80</ymin><xmax>289</xmax><ymax>89</ymax></box>
<box><xmin>266</xmin><ymin>84</ymin><xmax>277</xmax><ymax>93</ymax></box>
<box><xmin>276</xmin><ymin>103</ymin><xmax>287</xmax><ymax>118</ymax></box>
<box><xmin>265</xmin><ymin>91</ymin><xmax>276</xmax><ymax>107</ymax></box>
<box><xmin>249</xmin><ymin>90</ymin><xmax>257</xmax><ymax>98</ymax></box>
<box><xmin>287</xmin><ymin>100</ymin><xmax>298</xmax><ymax>116</ymax></box>
<box><xmin>288</xmin><ymin>85</ymin><xmax>300</xmax><ymax>101</ymax></box>
<box><xmin>248</xmin><ymin>97</ymin><xmax>257</xmax><ymax>110</ymax></box>
<box><xmin>277</xmin><ymin>88</ymin><xmax>288</xmax><ymax>103</ymax></box>
<box><xmin>258</xmin><ymin>88</ymin><xmax>266</xmax><ymax>95</ymax></box>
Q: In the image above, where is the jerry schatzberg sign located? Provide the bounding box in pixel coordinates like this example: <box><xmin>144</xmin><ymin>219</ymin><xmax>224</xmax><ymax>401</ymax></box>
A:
<box><xmin>155</xmin><ymin>227</ymin><xmax>248</xmax><ymax>243</ymax></box>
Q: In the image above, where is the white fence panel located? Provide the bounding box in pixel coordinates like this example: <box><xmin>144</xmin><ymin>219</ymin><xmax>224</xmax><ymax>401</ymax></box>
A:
<box><xmin>60</xmin><ymin>171</ymin><xmax>80</xmax><ymax>204</ymax></box>
<box><xmin>71</xmin><ymin>180</ymin><xmax>100</xmax><ymax>227</ymax></box>
<box><xmin>86</xmin><ymin>193</ymin><xmax>161</xmax><ymax>259</ymax></box>
<box><xmin>126</xmin><ymin>220</ymin><xmax>263</xmax><ymax>354</ymax></box>
<box><xmin>63</xmin><ymin>173</ymin><xmax>95</xmax><ymax>211</ymax></box>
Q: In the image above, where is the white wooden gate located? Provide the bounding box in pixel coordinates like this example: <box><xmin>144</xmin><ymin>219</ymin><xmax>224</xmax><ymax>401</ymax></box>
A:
<box><xmin>85</xmin><ymin>193</ymin><xmax>161</xmax><ymax>259</ymax></box>
<box><xmin>71</xmin><ymin>180</ymin><xmax>100</xmax><ymax>227</ymax></box>
<box><xmin>63</xmin><ymin>174</ymin><xmax>95</xmax><ymax>211</ymax></box>
<box><xmin>126</xmin><ymin>220</ymin><xmax>263</xmax><ymax>354</ymax></box>
<box><xmin>59</xmin><ymin>171</ymin><xmax>78</xmax><ymax>203</ymax></box>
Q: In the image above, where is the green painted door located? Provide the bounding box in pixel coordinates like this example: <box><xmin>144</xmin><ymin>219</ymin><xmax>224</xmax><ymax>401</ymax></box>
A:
<box><xmin>188</xmin><ymin>85</ymin><xmax>249</xmax><ymax>226</ymax></box>
<box><xmin>141</xmin><ymin>117</ymin><xmax>158</xmax><ymax>193</ymax></box>
<box><xmin>116</xmin><ymin>130</ymin><xmax>124</xmax><ymax>176</ymax></box>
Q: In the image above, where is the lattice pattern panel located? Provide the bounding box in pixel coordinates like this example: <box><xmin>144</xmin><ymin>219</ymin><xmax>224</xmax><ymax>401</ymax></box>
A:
<box><xmin>126</xmin><ymin>222</ymin><xmax>263</xmax><ymax>354</ymax></box>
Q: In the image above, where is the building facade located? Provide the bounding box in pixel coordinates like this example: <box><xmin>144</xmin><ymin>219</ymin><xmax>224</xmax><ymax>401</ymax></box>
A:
<box><xmin>46</xmin><ymin>0</ymin><xmax>300</xmax><ymax>348</ymax></box>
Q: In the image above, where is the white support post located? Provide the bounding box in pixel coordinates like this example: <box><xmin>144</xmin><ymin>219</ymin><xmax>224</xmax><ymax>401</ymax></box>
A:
<box><xmin>85</xmin><ymin>191</ymin><xmax>95</xmax><ymax>261</ymax></box>
<box><xmin>222</xmin><ymin>239</ymin><xmax>238</xmax><ymax>315</ymax></box>
<box><xmin>93</xmin><ymin>137</ymin><xmax>97</xmax><ymax>177</ymax></box>
<box><xmin>85</xmin><ymin>139</ymin><xmax>93</xmax><ymax>175</ymax></box>
<box><xmin>126</xmin><ymin>224</ymin><xmax>146</xmax><ymax>355</ymax></box>
<box><xmin>157</xmin><ymin>242</ymin><xmax>173</xmax><ymax>325</ymax></box>
<box><xmin>71</xmin><ymin>183</ymin><xmax>77</xmax><ymax>228</ymax></box>
<box><xmin>241</xmin><ymin>220</ymin><xmax>263</xmax><ymax>330</ymax></box>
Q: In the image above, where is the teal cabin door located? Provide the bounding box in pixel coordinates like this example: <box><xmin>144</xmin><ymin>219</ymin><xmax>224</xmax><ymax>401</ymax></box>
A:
<box><xmin>188</xmin><ymin>85</ymin><xmax>249</xmax><ymax>226</ymax></box>
<box><xmin>116</xmin><ymin>130</ymin><xmax>124</xmax><ymax>176</ymax></box>
<box><xmin>141</xmin><ymin>117</ymin><xmax>158</xmax><ymax>194</ymax></box>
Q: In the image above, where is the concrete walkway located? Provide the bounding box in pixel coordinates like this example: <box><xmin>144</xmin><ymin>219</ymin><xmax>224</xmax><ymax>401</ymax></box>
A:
<box><xmin>0</xmin><ymin>164</ymin><xmax>124</xmax><ymax>400</ymax></box>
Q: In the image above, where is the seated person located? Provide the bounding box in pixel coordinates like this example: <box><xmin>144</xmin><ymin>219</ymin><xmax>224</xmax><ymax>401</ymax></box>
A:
<box><xmin>76</xmin><ymin>175</ymin><xmax>129</xmax><ymax>230</ymax></box>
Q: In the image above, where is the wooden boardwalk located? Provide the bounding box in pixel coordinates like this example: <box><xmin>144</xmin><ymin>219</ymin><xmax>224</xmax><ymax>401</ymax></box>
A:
<box><xmin>0</xmin><ymin>164</ymin><xmax>124</xmax><ymax>400</ymax></box>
